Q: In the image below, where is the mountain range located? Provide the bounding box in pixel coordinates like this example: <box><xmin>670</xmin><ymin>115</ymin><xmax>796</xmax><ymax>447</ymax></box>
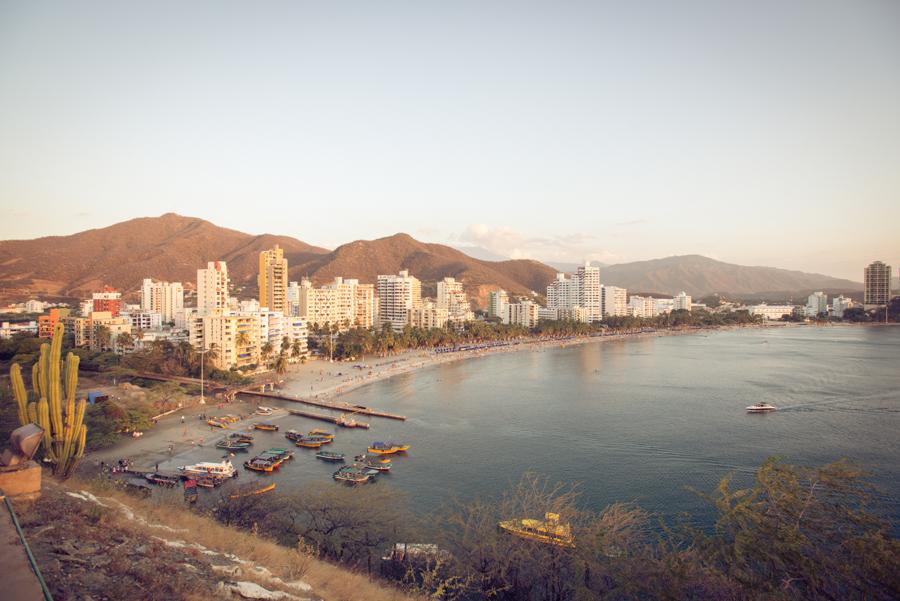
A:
<box><xmin>0</xmin><ymin>213</ymin><xmax>861</xmax><ymax>306</ymax></box>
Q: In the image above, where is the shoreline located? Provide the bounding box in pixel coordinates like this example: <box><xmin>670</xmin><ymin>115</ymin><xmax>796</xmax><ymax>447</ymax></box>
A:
<box><xmin>80</xmin><ymin>321</ymin><xmax>796</xmax><ymax>471</ymax></box>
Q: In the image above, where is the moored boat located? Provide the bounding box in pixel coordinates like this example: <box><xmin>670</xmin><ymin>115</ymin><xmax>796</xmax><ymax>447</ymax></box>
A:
<box><xmin>253</xmin><ymin>422</ymin><xmax>279</xmax><ymax>431</ymax></box>
<box><xmin>354</xmin><ymin>455</ymin><xmax>392</xmax><ymax>471</ymax></box>
<box><xmin>498</xmin><ymin>512</ymin><xmax>575</xmax><ymax>548</ymax></box>
<box><xmin>227</xmin><ymin>431</ymin><xmax>254</xmax><ymax>442</ymax></box>
<box><xmin>256</xmin><ymin>406</ymin><xmax>275</xmax><ymax>416</ymax></box>
<box><xmin>229</xmin><ymin>482</ymin><xmax>276</xmax><ymax>499</ymax></box>
<box><xmin>207</xmin><ymin>419</ymin><xmax>228</xmax><ymax>429</ymax></box>
<box><xmin>178</xmin><ymin>459</ymin><xmax>236</xmax><ymax>479</ymax></box>
<box><xmin>309</xmin><ymin>428</ymin><xmax>334</xmax><ymax>439</ymax></box>
<box><xmin>336</xmin><ymin>414</ymin><xmax>370</xmax><ymax>429</ymax></box>
<box><xmin>746</xmin><ymin>402</ymin><xmax>777</xmax><ymax>412</ymax></box>
<box><xmin>367</xmin><ymin>441</ymin><xmax>410</xmax><ymax>455</ymax></box>
<box><xmin>145</xmin><ymin>472</ymin><xmax>181</xmax><ymax>487</ymax></box>
<box><xmin>294</xmin><ymin>435</ymin><xmax>331</xmax><ymax>448</ymax></box>
<box><xmin>216</xmin><ymin>438</ymin><xmax>252</xmax><ymax>451</ymax></box>
<box><xmin>333</xmin><ymin>465</ymin><xmax>372</xmax><ymax>484</ymax></box>
<box><xmin>315</xmin><ymin>450</ymin><xmax>346</xmax><ymax>462</ymax></box>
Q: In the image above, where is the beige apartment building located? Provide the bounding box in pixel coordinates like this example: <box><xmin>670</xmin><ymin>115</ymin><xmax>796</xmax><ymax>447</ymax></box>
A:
<box><xmin>864</xmin><ymin>261</ymin><xmax>892</xmax><ymax>308</ymax></box>
<box><xmin>258</xmin><ymin>245</ymin><xmax>289</xmax><ymax>314</ymax></box>
<box><xmin>197</xmin><ymin>261</ymin><xmax>230</xmax><ymax>313</ymax></box>
<box><xmin>436</xmin><ymin>277</ymin><xmax>474</xmax><ymax>324</ymax></box>
<box><xmin>298</xmin><ymin>277</ymin><xmax>375</xmax><ymax>330</ymax></box>
<box><xmin>408</xmin><ymin>300</ymin><xmax>449</xmax><ymax>329</ymax></box>
<box><xmin>189</xmin><ymin>311</ymin><xmax>261</xmax><ymax>371</ymax></box>
<box><xmin>87</xmin><ymin>311</ymin><xmax>132</xmax><ymax>352</ymax></box>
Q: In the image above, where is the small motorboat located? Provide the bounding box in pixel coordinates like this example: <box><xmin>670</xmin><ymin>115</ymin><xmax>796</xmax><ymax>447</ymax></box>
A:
<box><xmin>354</xmin><ymin>454</ymin><xmax>392</xmax><ymax>471</ymax></box>
<box><xmin>216</xmin><ymin>438</ymin><xmax>252</xmax><ymax>451</ymax></box>
<box><xmin>207</xmin><ymin>419</ymin><xmax>228</xmax><ymax>429</ymax></box>
<box><xmin>367</xmin><ymin>441</ymin><xmax>410</xmax><ymax>455</ymax></box>
<box><xmin>196</xmin><ymin>475</ymin><xmax>226</xmax><ymax>488</ymax></box>
<box><xmin>227</xmin><ymin>431</ymin><xmax>254</xmax><ymax>442</ymax></box>
<box><xmin>499</xmin><ymin>512</ymin><xmax>575</xmax><ymax>548</ymax></box>
<box><xmin>294</xmin><ymin>437</ymin><xmax>326</xmax><ymax>448</ymax></box>
<box><xmin>333</xmin><ymin>465</ymin><xmax>372</xmax><ymax>484</ymax></box>
<box><xmin>253</xmin><ymin>423</ymin><xmax>279</xmax><ymax>431</ymax></box>
<box><xmin>145</xmin><ymin>472</ymin><xmax>180</xmax><ymax>487</ymax></box>
<box><xmin>746</xmin><ymin>402</ymin><xmax>777</xmax><ymax>412</ymax></box>
<box><xmin>256</xmin><ymin>406</ymin><xmax>275</xmax><ymax>416</ymax></box>
<box><xmin>315</xmin><ymin>451</ymin><xmax>346</xmax><ymax>462</ymax></box>
<box><xmin>308</xmin><ymin>428</ymin><xmax>335</xmax><ymax>439</ymax></box>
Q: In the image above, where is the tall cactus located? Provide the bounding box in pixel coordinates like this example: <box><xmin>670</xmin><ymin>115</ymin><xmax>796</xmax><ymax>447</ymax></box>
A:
<box><xmin>9</xmin><ymin>322</ymin><xmax>87</xmax><ymax>478</ymax></box>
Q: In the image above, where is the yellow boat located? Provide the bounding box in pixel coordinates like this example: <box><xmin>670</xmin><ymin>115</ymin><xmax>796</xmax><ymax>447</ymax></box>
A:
<box><xmin>498</xmin><ymin>512</ymin><xmax>575</xmax><ymax>548</ymax></box>
<box><xmin>308</xmin><ymin>429</ymin><xmax>334</xmax><ymax>439</ymax></box>
<box><xmin>229</xmin><ymin>483</ymin><xmax>276</xmax><ymax>499</ymax></box>
<box><xmin>367</xmin><ymin>441</ymin><xmax>410</xmax><ymax>455</ymax></box>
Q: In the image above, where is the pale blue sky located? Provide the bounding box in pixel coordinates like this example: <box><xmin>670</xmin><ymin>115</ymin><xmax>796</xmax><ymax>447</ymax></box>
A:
<box><xmin>1</xmin><ymin>1</ymin><xmax>898</xmax><ymax>280</ymax></box>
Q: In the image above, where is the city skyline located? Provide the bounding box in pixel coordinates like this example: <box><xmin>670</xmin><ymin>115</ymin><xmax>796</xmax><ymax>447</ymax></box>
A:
<box><xmin>2</xmin><ymin>1</ymin><xmax>899</xmax><ymax>280</ymax></box>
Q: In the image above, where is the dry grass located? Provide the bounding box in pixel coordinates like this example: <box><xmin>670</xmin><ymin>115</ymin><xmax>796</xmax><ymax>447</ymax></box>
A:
<box><xmin>63</xmin><ymin>477</ymin><xmax>421</xmax><ymax>601</ymax></box>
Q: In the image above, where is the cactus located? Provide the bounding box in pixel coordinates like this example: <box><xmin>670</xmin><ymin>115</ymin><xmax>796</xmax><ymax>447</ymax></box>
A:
<box><xmin>8</xmin><ymin>322</ymin><xmax>87</xmax><ymax>478</ymax></box>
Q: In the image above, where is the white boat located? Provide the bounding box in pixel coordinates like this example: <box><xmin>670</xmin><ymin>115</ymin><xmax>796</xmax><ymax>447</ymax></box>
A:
<box><xmin>178</xmin><ymin>459</ymin><xmax>236</xmax><ymax>478</ymax></box>
<box><xmin>746</xmin><ymin>402</ymin><xmax>777</xmax><ymax>412</ymax></box>
<box><xmin>256</xmin><ymin>406</ymin><xmax>275</xmax><ymax>415</ymax></box>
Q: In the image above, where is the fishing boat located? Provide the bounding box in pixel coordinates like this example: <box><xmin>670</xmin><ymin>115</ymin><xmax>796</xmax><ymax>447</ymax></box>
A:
<box><xmin>315</xmin><ymin>450</ymin><xmax>346</xmax><ymax>462</ymax></box>
<box><xmin>216</xmin><ymin>438</ymin><xmax>252</xmax><ymax>451</ymax></box>
<box><xmin>367</xmin><ymin>441</ymin><xmax>410</xmax><ymax>455</ymax></box>
<box><xmin>244</xmin><ymin>457</ymin><xmax>277</xmax><ymax>472</ymax></box>
<box><xmin>333</xmin><ymin>465</ymin><xmax>372</xmax><ymax>484</ymax></box>
<box><xmin>145</xmin><ymin>472</ymin><xmax>180</xmax><ymax>487</ymax></box>
<box><xmin>746</xmin><ymin>402</ymin><xmax>777</xmax><ymax>412</ymax></box>
<box><xmin>229</xmin><ymin>483</ymin><xmax>276</xmax><ymax>499</ymax></box>
<box><xmin>294</xmin><ymin>436</ymin><xmax>326</xmax><ymax>448</ymax></box>
<box><xmin>354</xmin><ymin>455</ymin><xmax>392</xmax><ymax>471</ymax></box>
<box><xmin>498</xmin><ymin>512</ymin><xmax>575</xmax><ymax>548</ymax></box>
<box><xmin>227</xmin><ymin>431</ymin><xmax>254</xmax><ymax>442</ymax></box>
<box><xmin>178</xmin><ymin>459</ymin><xmax>236</xmax><ymax>479</ymax></box>
<box><xmin>196</xmin><ymin>475</ymin><xmax>226</xmax><ymax>488</ymax></box>
<box><xmin>253</xmin><ymin>423</ymin><xmax>279</xmax><ymax>431</ymax></box>
<box><xmin>256</xmin><ymin>406</ymin><xmax>275</xmax><ymax>416</ymax></box>
<box><xmin>284</xmin><ymin>429</ymin><xmax>303</xmax><ymax>442</ymax></box>
<box><xmin>207</xmin><ymin>419</ymin><xmax>228</xmax><ymax>429</ymax></box>
<box><xmin>309</xmin><ymin>428</ymin><xmax>335</xmax><ymax>439</ymax></box>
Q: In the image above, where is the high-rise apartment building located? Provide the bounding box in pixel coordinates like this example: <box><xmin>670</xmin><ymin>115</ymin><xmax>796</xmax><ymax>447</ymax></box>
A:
<box><xmin>508</xmin><ymin>300</ymin><xmax>540</xmax><ymax>328</ymax></box>
<box><xmin>576</xmin><ymin>263</ymin><xmax>602</xmax><ymax>322</ymax></box>
<box><xmin>298</xmin><ymin>277</ymin><xmax>376</xmax><ymax>330</ymax></box>
<box><xmin>436</xmin><ymin>277</ymin><xmax>473</xmax><ymax>324</ymax></box>
<box><xmin>92</xmin><ymin>287</ymin><xmax>122</xmax><ymax>317</ymax></box>
<box><xmin>674</xmin><ymin>291</ymin><xmax>692</xmax><ymax>312</ymax></box>
<box><xmin>258</xmin><ymin>245</ymin><xmax>289</xmax><ymax>314</ymax></box>
<box><xmin>488</xmin><ymin>289</ymin><xmax>509</xmax><ymax>323</ymax></box>
<box><xmin>547</xmin><ymin>273</ymin><xmax>577</xmax><ymax>313</ymax></box>
<box><xmin>197</xmin><ymin>261</ymin><xmax>230</xmax><ymax>313</ymax></box>
<box><xmin>832</xmin><ymin>296</ymin><xmax>853</xmax><ymax>319</ymax></box>
<box><xmin>601</xmin><ymin>285</ymin><xmax>628</xmax><ymax>317</ymax></box>
<box><xmin>805</xmin><ymin>291</ymin><xmax>828</xmax><ymax>317</ymax></box>
<box><xmin>408</xmin><ymin>300</ymin><xmax>449</xmax><ymax>329</ymax></box>
<box><xmin>140</xmin><ymin>279</ymin><xmax>184</xmax><ymax>323</ymax></box>
<box><xmin>864</xmin><ymin>261</ymin><xmax>891</xmax><ymax>308</ymax></box>
<box><xmin>38</xmin><ymin>308</ymin><xmax>71</xmax><ymax>338</ymax></box>
<box><xmin>377</xmin><ymin>270</ymin><xmax>421</xmax><ymax>331</ymax></box>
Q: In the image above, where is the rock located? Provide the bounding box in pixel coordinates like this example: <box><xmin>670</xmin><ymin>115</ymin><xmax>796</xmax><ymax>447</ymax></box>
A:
<box><xmin>212</xmin><ymin>564</ymin><xmax>243</xmax><ymax>577</ymax></box>
<box><xmin>231</xmin><ymin>581</ymin><xmax>297</xmax><ymax>600</ymax></box>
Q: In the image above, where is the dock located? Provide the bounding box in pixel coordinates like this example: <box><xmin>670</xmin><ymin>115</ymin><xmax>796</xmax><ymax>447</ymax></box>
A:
<box><xmin>286</xmin><ymin>408</ymin><xmax>370</xmax><ymax>429</ymax></box>
<box><xmin>237</xmin><ymin>389</ymin><xmax>406</xmax><ymax>421</ymax></box>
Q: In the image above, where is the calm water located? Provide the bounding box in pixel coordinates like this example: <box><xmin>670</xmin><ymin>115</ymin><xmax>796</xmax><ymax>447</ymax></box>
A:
<box><xmin>179</xmin><ymin>326</ymin><xmax>900</xmax><ymax>523</ymax></box>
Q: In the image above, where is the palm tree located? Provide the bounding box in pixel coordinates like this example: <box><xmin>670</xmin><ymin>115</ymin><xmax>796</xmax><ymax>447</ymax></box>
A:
<box><xmin>115</xmin><ymin>331</ymin><xmax>134</xmax><ymax>353</ymax></box>
<box><xmin>236</xmin><ymin>329</ymin><xmax>251</xmax><ymax>348</ymax></box>
<box><xmin>261</xmin><ymin>341</ymin><xmax>274</xmax><ymax>366</ymax></box>
<box><xmin>281</xmin><ymin>335</ymin><xmax>291</xmax><ymax>355</ymax></box>
<box><xmin>291</xmin><ymin>339</ymin><xmax>303</xmax><ymax>361</ymax></box>
<box><xmin>274</xmin><ymin>352</ymin><xmax>288</xmax><ymax>376</ymax></box>
<box><xmin>94</xmin><ymin>325</ymin><xmax>112</xmax><ymax>351</ymax></box>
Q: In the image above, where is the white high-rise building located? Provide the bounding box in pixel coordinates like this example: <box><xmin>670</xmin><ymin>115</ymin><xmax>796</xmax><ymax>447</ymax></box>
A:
<box><xmin>488</xmin><ymin>290</ymin><xmax>510</xmax><ymax>323</ymax></box>
<box><xmin>832</xmin><ymin>296</ymin><xmax>853</xmax><ymax>318</ymax></box>
<box><xmin>576</xmin><ymin>263</ymin><xmax>602</xmax><ymax>322</ymax></box>
<box><xmin>436</xmin><ymin>277</ymin><xmax>473</xmax><ymax>324</ymax></box>
<box><xmin>805</xmin><ymin>291</ymin><xmax>828</xmax><ymax>317</ymax></box>
<box><xmin>408</xmin><ymin>300</ymin><xmax>449</xmax><ymax>329</ymax></box>
<box><xmin>376</xmin><ymin>270</ymin><xmax>422</xmax><ymax>331</ymax></box>
<box><xmin>628</xmin><ymin>296</ymin><xmax>656</xmax><ymax>318</ymax></box>
<box><xmin>287</xmin><ymin>281</ymin><xmax>301</xmax><ymax>316</ymax></box>
<box><xmin>197</xmin><ymin>261</ymin><xmax>230</xmax><ymax>314</ymax></box>
<box><xmin>140</xmin><ymin>279</ymin><xmax>184</xmax><ymax>323</ymax></box>
<box><xmin>601</xmin><ymin>285</ymin><xmax>628</xmax><ymax>317</ymax></box>
<box><xmin>674</xmin><ymin>291</ymin><xmax>692</xmax><ymax>312</ymax></box>
<box><xmin>547</xmin><ymin>273</ymin><xmax>577</xmax><ymax>313</ymax></box>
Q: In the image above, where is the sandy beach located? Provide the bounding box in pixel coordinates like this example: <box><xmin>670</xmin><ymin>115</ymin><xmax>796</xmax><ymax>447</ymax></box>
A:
<box><xmin>81</xmin><ymin>322</ymin><xmax>795</xmax><ymax>472</ymax></box>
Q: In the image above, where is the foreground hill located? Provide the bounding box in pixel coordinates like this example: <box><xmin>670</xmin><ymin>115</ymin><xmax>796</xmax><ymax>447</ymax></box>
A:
<box><xmin>601</xmin><ymin>255</ymin><xmax>862</xmax><ymax>298</ymax></box>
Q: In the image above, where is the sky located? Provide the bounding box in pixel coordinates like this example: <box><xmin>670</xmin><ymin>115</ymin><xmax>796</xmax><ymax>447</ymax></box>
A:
<box><xmin>1</xmin><ymin>1</ymin><xmax>898</xmax><ymax>281</ymax></box>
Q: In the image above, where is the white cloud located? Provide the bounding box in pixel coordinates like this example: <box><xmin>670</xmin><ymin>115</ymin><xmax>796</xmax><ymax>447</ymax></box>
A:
<box><xmin>455</xmin><ymin>224</ymin><xmax>621</xmax><ymax>265</ymax></box>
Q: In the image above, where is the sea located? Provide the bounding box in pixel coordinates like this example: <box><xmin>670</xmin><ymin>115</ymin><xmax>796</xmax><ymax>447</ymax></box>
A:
<box><xmin>177</xmin><ymin>325</ymin><xmax>900</xmax><ymax>525</ymax></box>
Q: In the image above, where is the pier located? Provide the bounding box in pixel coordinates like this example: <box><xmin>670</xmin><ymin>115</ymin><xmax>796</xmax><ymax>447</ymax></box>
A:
<box><xmin>237</xmin><ymin>389</ymin><xmax>407</xmax><ymax>421</ymax></box>
<box><xmin>286</xmin><ymin>408</ymin><xmax>370</xmax><ymax>429</ymax></box>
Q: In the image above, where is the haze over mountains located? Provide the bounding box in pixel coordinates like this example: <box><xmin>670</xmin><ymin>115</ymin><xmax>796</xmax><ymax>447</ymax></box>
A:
<box><xmin>0</xmin><ymin>213</ymin><xmax>861</xmax><ymax>305</ymax></box>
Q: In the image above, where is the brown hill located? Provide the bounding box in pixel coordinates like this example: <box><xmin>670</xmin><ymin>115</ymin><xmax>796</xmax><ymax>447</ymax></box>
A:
<box><xmin>0</xmin><ymin>213</ymin><xmax>328</xmax><ymax>299</ymax></box>
<box><xmin>601</xmin><ymin>255</ymin><xmax>862</xmax><ymax>299</ymax></box>
<box><xmin>292</xmin><ymin>233</ymin><xmax>557</xmax><ymax>306</ymax></box>
<box><xmin>0</xmin><ymin>216</ymin><xmax>556</xmax><ymax>305</ymax></box>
